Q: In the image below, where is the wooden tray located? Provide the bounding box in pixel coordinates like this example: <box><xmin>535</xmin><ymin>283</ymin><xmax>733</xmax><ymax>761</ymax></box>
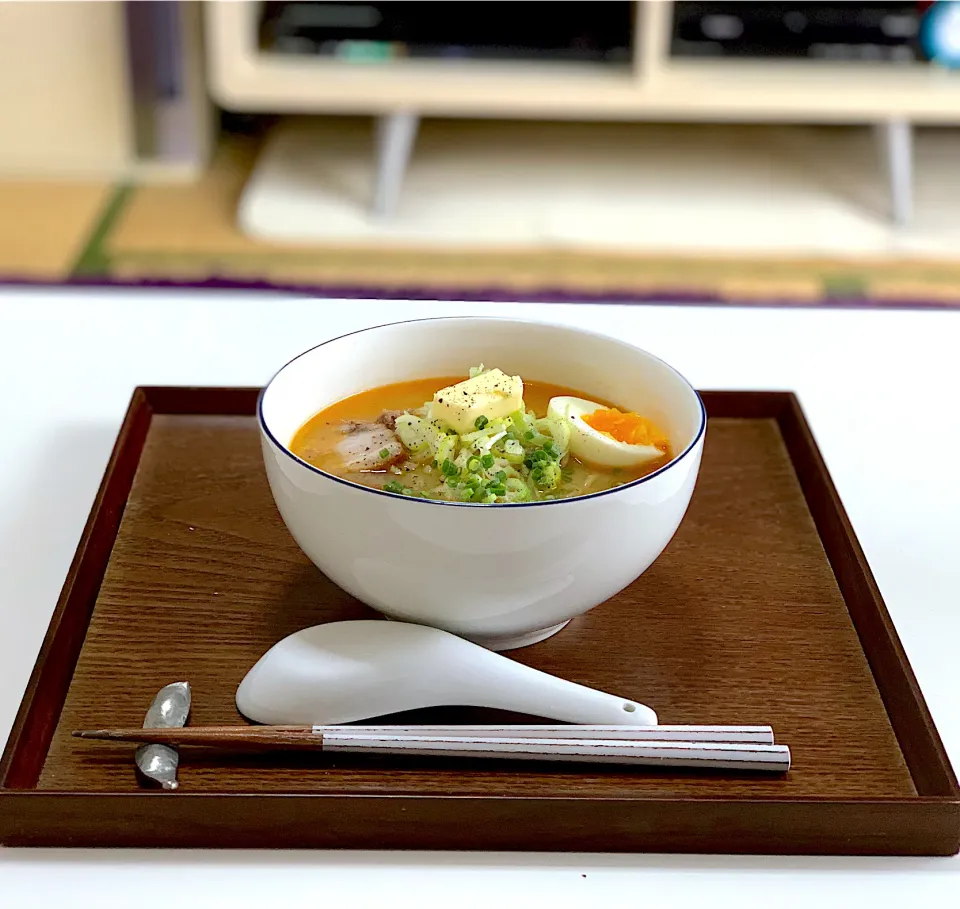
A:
<box><xmin>1</xmin><ymin>388</ymin><xmax>957</xmax><ymax>854</ymax></box>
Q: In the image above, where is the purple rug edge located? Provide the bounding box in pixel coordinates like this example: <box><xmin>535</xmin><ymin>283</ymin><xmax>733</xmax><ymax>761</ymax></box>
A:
<box><xmin>1</xmin><ymin>274</ymin><xmax>958</xmax><ymax>311</ymax></box>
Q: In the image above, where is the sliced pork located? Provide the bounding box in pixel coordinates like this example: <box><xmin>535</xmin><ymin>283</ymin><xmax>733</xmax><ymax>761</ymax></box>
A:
<box><xmin>376</xmin><ymin>409</ymin><xmax>404</xmax><ymax>430</ymax></box>
<box><xmin>336</xmin><ymin>421</ymin><xmax>405</xmax><ymax>471</ymax></box>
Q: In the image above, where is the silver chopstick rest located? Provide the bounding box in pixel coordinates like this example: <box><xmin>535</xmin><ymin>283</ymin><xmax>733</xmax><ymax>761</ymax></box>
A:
<box><xmin>135</xmin><ymin>681</ymin><xmax>191</xmax><ymax>790</ymax></box>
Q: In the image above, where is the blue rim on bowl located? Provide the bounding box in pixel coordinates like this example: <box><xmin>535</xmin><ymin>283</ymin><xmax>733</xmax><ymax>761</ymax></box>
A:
<box><xmin>257</xmin><ymin>316</ymin><xmax>707</xmax><ymax>508</ymax></box>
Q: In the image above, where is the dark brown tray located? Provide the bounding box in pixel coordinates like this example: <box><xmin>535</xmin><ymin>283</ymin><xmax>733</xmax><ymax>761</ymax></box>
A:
<box><xmin>1</xmin><ymin>387</ymin><xmax>957</xmax><ymax>853</ymax></box>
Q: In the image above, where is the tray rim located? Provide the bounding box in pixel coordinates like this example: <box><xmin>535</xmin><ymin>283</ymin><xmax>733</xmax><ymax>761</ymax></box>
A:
<box><xmin>1</xmin><ymin>386</ymin><xmax>957</xmax><ymax>854</ymax></box>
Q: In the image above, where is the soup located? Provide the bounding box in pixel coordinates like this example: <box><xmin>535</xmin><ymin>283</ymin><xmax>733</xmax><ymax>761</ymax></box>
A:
<box><xmin>290</xmin><ymin>366</ymin><xmax>671</xmax><ymax>503</ymax></box>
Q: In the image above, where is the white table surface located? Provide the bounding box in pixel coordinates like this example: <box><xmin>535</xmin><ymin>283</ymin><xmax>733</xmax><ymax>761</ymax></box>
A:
<box><xmin>0</xmin><ymin>287</ymin><xmax>958</xmax><ymax>907</ymax></box>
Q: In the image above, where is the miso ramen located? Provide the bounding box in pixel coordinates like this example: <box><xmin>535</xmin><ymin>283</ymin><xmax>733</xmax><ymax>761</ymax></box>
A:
<box><xmin>290</xmin><ymin>366</ymin><xmax>671</xmax><ymax>503</ymax></box>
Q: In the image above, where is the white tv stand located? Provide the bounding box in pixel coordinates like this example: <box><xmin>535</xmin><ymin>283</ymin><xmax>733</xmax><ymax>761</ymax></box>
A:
<box><xmin>205</xmin><ymin>1</ymin><xmax>960</xmax><ymax>227</ymax></box>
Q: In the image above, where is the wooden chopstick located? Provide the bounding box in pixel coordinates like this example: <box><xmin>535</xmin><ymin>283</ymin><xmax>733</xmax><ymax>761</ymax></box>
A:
<box><xmin>73</xmin><ymin>725</ymin><xmax>789</xmax><ymax>772</ymax></box>
<box><xmin>74</xmin><ymin>723</ymin><xmax>775</xmax><ymax>747</ymax></box>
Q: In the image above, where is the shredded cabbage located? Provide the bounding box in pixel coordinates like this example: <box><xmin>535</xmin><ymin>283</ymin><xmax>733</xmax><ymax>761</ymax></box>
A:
<box><xmin>381</xmin><ymin>367</ymin><xmax>573</xmax><ymax>503</ymax></box>
<box><xmin>394</xmin><ymin>414</ymin><xmax>445</xmax><ymax>460</ymax></box>
<box><xmin>535</xmin><ymin>416</ymin><xmax>572</xmax><ymax>452</ymax></box>
<box><xmin>504</xmin><ymin>477</ymin><xmax>531</xmax><ymax>502</ymax></box>
<box><xmin>436</xmin><ymin>434</ymin><xmax>456</xmax><ymax>466</ymax></box>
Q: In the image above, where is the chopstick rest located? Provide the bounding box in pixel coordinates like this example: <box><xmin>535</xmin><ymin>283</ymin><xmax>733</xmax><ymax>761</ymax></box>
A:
<box><xmin>134</xmin><ymin>682</ymin><xmax>190</xmax><ymax>790</ymax></box>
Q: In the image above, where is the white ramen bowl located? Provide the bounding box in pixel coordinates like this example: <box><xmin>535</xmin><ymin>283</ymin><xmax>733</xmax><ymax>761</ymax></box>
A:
<box><xmin>259</xmin><ymin>318</ymin><xmax>706</xmax><ymax>650</ymax></box>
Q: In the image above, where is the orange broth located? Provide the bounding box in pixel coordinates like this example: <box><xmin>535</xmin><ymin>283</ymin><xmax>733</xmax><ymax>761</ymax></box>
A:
<box><xmin>290</xmin><ymin>376</ymin><xmax>671</xmax><ymax>499</ymax></box>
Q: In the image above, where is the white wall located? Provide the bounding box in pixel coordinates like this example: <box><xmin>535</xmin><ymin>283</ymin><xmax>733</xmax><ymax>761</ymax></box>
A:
<box><xmin>0</xmin><ymin>1</ymin><xmax>132</xmax><ymax>177</ymax></box>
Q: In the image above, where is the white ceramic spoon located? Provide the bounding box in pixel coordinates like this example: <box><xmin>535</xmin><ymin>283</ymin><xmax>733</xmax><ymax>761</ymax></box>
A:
<box><xmin>236</xmin><ymin>620</ymin><xmax>657</xmax><ymax>726</ymax></box>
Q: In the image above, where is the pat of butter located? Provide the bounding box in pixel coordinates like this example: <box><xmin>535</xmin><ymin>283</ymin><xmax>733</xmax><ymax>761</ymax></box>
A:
<box><xmin>431</xmin><ymin>369</ymin><xmax>524</xmax><ymax>434</ymax></box>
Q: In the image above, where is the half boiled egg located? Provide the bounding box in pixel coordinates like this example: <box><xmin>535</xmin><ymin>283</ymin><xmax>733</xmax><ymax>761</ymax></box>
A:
<box><xmin>547</xmin><ymin>396</ymin><xmax>669</xmax><ymax>469</ymax></box>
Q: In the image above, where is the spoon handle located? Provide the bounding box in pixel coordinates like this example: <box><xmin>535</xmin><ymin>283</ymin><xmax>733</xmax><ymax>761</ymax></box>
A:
<box><xmin>461</xmin><ymin>653</ymin><xmax>658</xmax><ymax>725</ymax></box>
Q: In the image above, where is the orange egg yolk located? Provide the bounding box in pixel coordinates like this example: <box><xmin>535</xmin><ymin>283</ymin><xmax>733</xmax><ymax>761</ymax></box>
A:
<box><xmin>581</xmin><ymin>408</ymin><xmax>668</xmax><ymax>451</ymax></box>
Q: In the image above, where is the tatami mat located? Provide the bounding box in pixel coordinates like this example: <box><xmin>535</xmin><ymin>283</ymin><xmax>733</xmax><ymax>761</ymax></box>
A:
<box><xmin>0</xmin><ymin>181</ymin><xmax>112</xmax><ymax>279</ymax></box>
<box><xmin>4</xmin><ymin>121</ymin><xmax>960</xmax><ymax>306</ymax></box>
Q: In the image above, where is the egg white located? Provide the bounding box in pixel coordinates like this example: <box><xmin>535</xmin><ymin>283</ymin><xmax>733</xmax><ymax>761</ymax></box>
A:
<box><xmin>547</xmin><ymin>396</ymin><xmax>666</xmax><ymax>469</ymax></box>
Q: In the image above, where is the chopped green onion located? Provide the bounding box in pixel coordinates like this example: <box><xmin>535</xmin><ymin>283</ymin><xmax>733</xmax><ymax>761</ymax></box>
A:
<box><xmin>543</xmin><ymin>440</ymin><xmax>559</xmax><ymax>459</ymax></box>
<box><xmin>495</xmin><ymin>470</ymin><xmax>507</xmax><ymax>482</ymax></box>
<box><xmin>467</xmin><ymin>457</ymin><xmax>481</xmax><ymax>473</ymax></box>
<box><xmin>534</xmin><ymin>461</ymin><xmax>562</xmax><ymax>490</ymax></box>
<box><xmin>489</xmin><ymin>484</ymin><xmax>506</xmax><ymax>497</ymax></box>
<box><xmin>524</xmin><ymin>430</ymin><xmax>535</xmax><ymax>441</ymax></box>
<box><xmin>474</xmin><ymin>415</ymin><xmax>489</xmax><ymax>430</ymax></box>
<box><xmin>481</xmin><ymin>454</ymin><xmax>495</xmax><ymax>469</ymax></box>
<box><xmin>383</xmin><ymin>480</ymin><xmax>405</xmax><ymax>494</ymax></box>
<box><xmin>447</xmin><ymin>478</ymin><xmax>459</xmax><ymax>488</ymax></box>
<box><xmin>379</xmin><ymin>448</ymin><xmax>391</xmax><ymax>459</ymax></box>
